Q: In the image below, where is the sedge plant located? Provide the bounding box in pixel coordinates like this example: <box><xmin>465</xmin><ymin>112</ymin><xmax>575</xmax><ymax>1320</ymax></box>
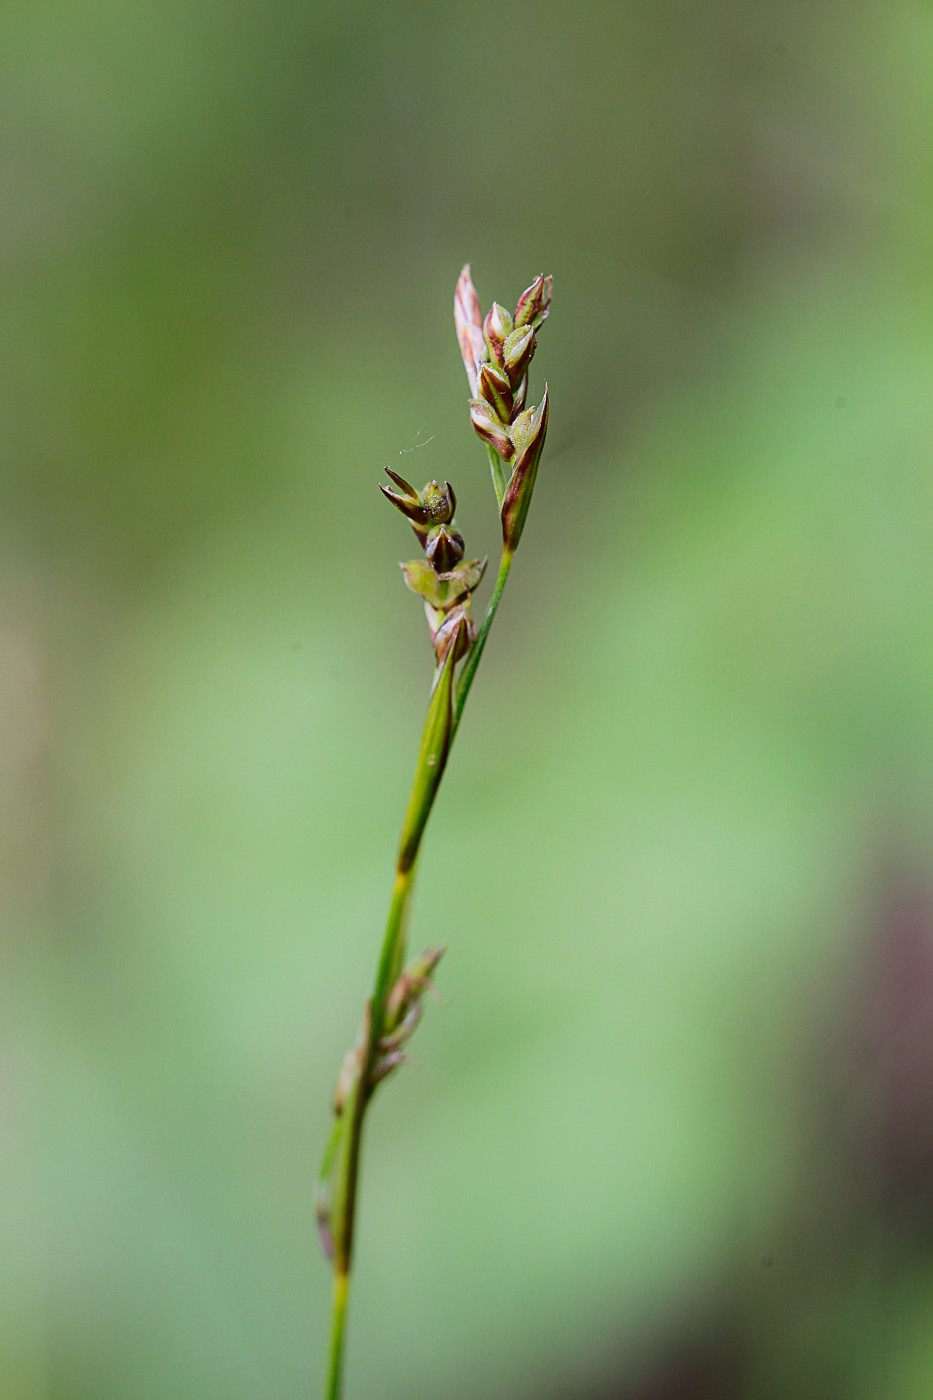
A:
<box><xmin>315</xmin><ymin>266</ymin><xmax>553</xmax><ymax>1399</ymax></box>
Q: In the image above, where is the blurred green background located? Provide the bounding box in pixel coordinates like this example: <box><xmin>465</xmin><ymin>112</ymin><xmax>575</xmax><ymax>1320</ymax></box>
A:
<box><xmin>2</xmin><ymin>1</ymin><xmax>933</xmax><ymax>1396</ymax></box>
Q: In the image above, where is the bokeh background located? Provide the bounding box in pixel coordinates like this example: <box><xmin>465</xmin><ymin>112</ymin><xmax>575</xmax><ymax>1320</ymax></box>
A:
<box><xmin>3</xmin><ymin>1</ymin><xmax>933</xmax><ymax>1396</ymax></box>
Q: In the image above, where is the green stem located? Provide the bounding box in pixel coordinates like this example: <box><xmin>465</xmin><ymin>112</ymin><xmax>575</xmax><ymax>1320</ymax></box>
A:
<box><xmin>371</xmin><ymin>864</ymin><xmax>417</xmax><ymax>1037</ymax></box>
<box><xmin>325</xmin><ymin>1270</ymin><xmax>350</xmax><ymax>1400</ymax></box>
<box><xmin>334</xmin><ymin>874</ymin><xmax>418</xmax><ymax>1262</ymax></box>
<box><xmin>451</xmin><ymin>546</ymin><xmax>513</xmax><ymax>744</ymax></box>
<box><xmin>486</xmin><ymin>444</ymin><xmax>507</xmax><ymax>506</ymax></box>
<box><xmin>321</xmin><ymin>647</ymin><xmax>456</xmax><ymax>1399</ymax></box>
<box><xmin>321</xmin><ymin>544</ymin><xmax>516</xmax><ymax>1400</ymax></box>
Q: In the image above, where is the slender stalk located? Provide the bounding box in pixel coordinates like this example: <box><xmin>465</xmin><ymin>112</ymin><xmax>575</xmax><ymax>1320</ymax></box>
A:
<box><xmin>325</xmin><ymin>1270</ymin><xmax>350</xmax><ymax>1400</ymax></box>
<box><xmin>321</xmin><ymin>550</ymin><xmax>514</xmax><ymax>1400</ymax></box>
<box><xmin>323</xmin><ymin>861</ymin><xmax>415</xmax><ymax>1400</ymax></box>
<box><xmin>320</xmin><ymin>265</ymin><xmax>551</xmax><ymax>1399</ymax></box>
<box><xmin>371</xmin><ymin>867</ymin><xmax>417</xmax><ymax>1037</ymax></box>
<box><xmin>350</xmin><ymin>868</ymin><xmax>417</xmax><ymax>1244</ymax></box>
<box><xmin>486</xmin><ymin>442</ymin><xmax>507</xmax><ymax>506</ymax></box>
<box><xmin>451</xmin><ymin>546</ymin><xmax>512</xmax><ymax>744</ymax></box>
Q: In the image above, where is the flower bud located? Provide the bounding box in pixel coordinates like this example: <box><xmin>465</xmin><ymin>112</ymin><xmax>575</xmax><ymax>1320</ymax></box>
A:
<box><xmin>454</xmin><ymin>264</ymin><xmax>484</xmax><ymax>395</ymax></box>
<box><xmin>509</xmin><ymin>407</ymin><xmax>535</xmax><ymax>453</ymax></box>
<box><xmin>384</xmin><ymin>945</ymin><xmax>446</xmax><ymax>1031</ymax></box>
<box><xmin>502</xmin><ymin>324</ymin><xmax>535</xmax><ymax>387</ymax></box>
<box><xmin>469</xmin><ymin>399</ymin><xmax>514</xmax><ymax>460</ymax></box>
<box><xmin>401</xmin><ymin>944</ymin><xmax>446</xmax><ymax>990</ymax></box>
<box><xmin>514</xmin><ymin>273</ymin><xmax>553</xmax><ymax>330</ymax></box>
<box><xmin>370</xmin><ymin>1048</ymin><xmax>406</xmax><ymax>1088</ymax></box>
<box><xmin>401</xmin><ymin>556</ymin><xmax>486</xmax><ymax>610</ymax></box>
<box><xmin>382</xmin><ymin>471</ymin><xmax>457</xmax><ymax>548</ymax></box>
<box><xmin>477</xmin><ymin>363</ymin><xmax>513</xmax><ymax>423</ymax></box>
<box><xmin>443</xmin><ymin>556</ymin><xmax>486</xmax><ymax>595</ymax></box>
<box><xmin>500</xmin><ymin>385</ymin><xmax>549</xmax><ymax>552</ymax></box>
<box><xmin>332</xmin><ymin>1045</ymin><xmax>359</xmax><ymax>1116</ymax></box>
<box><xmin>431</xmin><ymin>604</ymin><xmax>474</xmax><ymax>666</ymax></box>
<box><xmin>420</xmin><ymin>478</ymin><xmax>456</xmax><ymax>525</ymax></box>
<box><xmin>378</xmin><ymin>1000</ymin><xmax>423</xmax><ymax>1053</ymax></box>
<box><xmin>401</xmin><ymin>558</ymin><xmax>443</xmax><ymax>606</ymax></box>
<box><xmin>424</xmin><ymin>524</ymin><xmax>465</xmax><ymax>572</ymax></box>
<box><xmin>483</xmin><ymin>302</ymin><xmax>513</xmax><ymax>366</ymax></box>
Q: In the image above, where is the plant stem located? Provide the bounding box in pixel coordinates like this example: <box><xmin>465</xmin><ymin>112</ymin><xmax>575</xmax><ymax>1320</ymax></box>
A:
<box><xmin>486</xmin><ymin>443</ymin><xmax>507</xmax><ymax>506</ymax></box>
<box><xmin>321</xmin><ymin>544</ymin><xmax>515</xmax><ymax>1400</ymax></box>
<box><xmin>325</xmin><ymin>1270</ymin><xmax>350</xmax><ymax>1400</ymax></box>
<box><xmin>451</xmin><ymin>546</ymin><xmax>513</xmax><ymax>743</ymax></box>
<box><xmin>371</xmin><ymin>865</ymin><xmax>417</xmax><ymax>1036</ymax></box>
<box><xmin>322</xmin><ymin>860</ymin><xmax>416</xmax><ymax>1400</ymax></box>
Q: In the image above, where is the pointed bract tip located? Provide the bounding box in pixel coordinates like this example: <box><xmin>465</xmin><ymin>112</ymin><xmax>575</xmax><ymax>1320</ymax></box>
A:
<box><xmin>514</xmin><ymin>273</ymin><xmax>553</xmax><ymax>330</ymax></box>
<box><xmin>381</xmin><ymin>481</ymin><xmax>429</xmax><ymax>525</ymax></box>
<box><xmin>384</xmin><ymin>466</ymin><xmax>418</xmax><ymax>499</ymax></box>
<box><xmin>454</xmin><ymin>264</ymin><xmax>484</xmax><ymax>395</ymax></box>
<box><xmin>500</xmin><ymin>384</ymin><xmax>549</xmax><ymax>552</ymax></box>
